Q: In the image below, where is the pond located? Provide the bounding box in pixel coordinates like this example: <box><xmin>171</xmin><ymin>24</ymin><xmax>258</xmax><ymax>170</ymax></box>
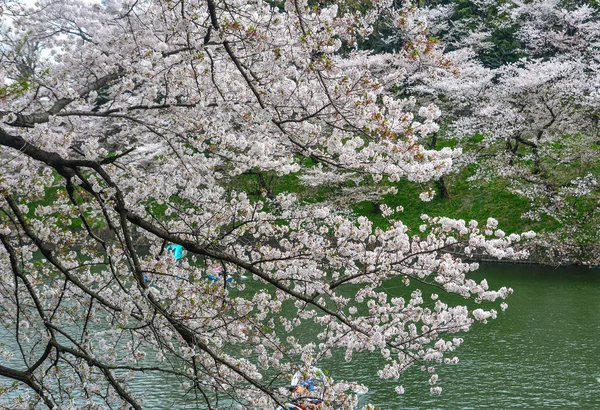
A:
<box><xmin>2</xmin><ymin>263</ymin><xmax>599</xmax><ymax>409</ymax></box>
<box><xmin>334</xmin><ymin>263</ymin><xmax>600</xmax><ymax>409</ymax></box>
<box><xmin>136</xmin><ymin>263</ymin><xmax>600</xmax><ymax>409</ymax></box>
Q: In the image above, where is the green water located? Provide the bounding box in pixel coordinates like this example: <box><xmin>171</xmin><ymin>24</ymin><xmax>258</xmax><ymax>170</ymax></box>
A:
<box><xmin>2</xmin><ymin>264</ymin><xmax>599</xmax><ymax>408</ymax></box>
<box><xmin>329</xmin><ymin>263</ymin><xmax>600</xmax><ymax>409</ymax></box>
<box><xmin>137</xmin><ymin>263</ymin><xmax>600</xmax><ymax>409</ymax></box>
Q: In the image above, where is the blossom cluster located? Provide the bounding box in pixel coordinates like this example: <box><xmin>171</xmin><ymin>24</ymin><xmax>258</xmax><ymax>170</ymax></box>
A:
<box><xmin>0</xmin><ymin>0</ymin><xmax>534</xmax><ymax>408</ymax></box>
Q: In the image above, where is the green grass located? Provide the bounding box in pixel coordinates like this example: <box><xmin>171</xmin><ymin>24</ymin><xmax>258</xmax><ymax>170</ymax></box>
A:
<box><xmin>352</xmin><ymin>174</ymin><xmax>554</xmax><ymax>234</ymax></box>
<box><xmin>22</xmin><ymin>156</ymin><xmax>582</xmax><ymax>246</ymax></box>
<box><xmin>230</xmin><ymin>163</ymin><xmax>560</xmax><ymax>236</ymax></box>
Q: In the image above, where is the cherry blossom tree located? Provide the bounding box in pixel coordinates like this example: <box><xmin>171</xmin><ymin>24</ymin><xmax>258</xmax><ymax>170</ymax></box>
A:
<box><xmin>413</xmin><ymin>0</ymin><xmax>600</xmax><ymax>264</ymax></box>
<box><xmin>0</xmin><ymin>0</ymin><xmax>532</xmax><ymax>408</ymax></box>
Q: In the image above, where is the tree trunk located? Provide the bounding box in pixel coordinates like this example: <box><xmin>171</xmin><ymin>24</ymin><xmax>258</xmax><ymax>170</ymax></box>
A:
<box><xmin>435</xmin><ymin>177</ymin><xmax>450</xmax><ymax>199</ymax></box>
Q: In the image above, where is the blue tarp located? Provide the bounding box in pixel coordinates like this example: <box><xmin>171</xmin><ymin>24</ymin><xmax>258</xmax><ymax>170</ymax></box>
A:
<box><xmin>166</xmin><ymin>244</ymin><xmax>185</xmax><ymax>260</ymax></box>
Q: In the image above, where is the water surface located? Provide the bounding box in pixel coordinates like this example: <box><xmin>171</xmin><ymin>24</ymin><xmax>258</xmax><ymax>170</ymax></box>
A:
<box><xmin>2</xmin><ymin>264</ymin><xmax>599</xmax><ymax>409</ymax></box>
<box><xmin>337</xmin><ymin>263</ymin><xmax>600</xmax><ymax>409</ymax></box>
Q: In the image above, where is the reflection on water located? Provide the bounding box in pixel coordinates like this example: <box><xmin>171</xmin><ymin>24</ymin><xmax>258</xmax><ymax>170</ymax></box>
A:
<box><xmin>2</xmin><ymin>264</ymin><xmax>599</xmax><ymax>409</ymax></box>
<box><xmin>329</xmin><ymin>264</ymin><xmax>600</xmax><ymax>409</ymax></box>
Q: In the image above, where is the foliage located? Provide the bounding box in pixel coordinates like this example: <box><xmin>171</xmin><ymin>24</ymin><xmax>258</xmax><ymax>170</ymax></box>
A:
<box><xmin>411</xmin><ymin>0</ymin><xmax>600</xmax><ymax>264</ymax></box>
<box><xmin>0</xmin><ymin>1</ymin><xmax>534</xmax><ymax>409</ymax></box>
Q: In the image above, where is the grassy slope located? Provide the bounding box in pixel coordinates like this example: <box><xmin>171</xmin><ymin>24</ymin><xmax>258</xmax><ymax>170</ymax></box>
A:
<box><xmin>352</xmin><ymin>173</ymin><xmax>556</xmax><ymax>235</ymax></box>
<box><xmin>234</xmin><ymin>163</ymin><xmax>558</xmax><ymax>238</ymax></box>
<box><xmin>30</xmin><ymin>161</ymin><xmax>562</xmax><ymax>248</ymax></box>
